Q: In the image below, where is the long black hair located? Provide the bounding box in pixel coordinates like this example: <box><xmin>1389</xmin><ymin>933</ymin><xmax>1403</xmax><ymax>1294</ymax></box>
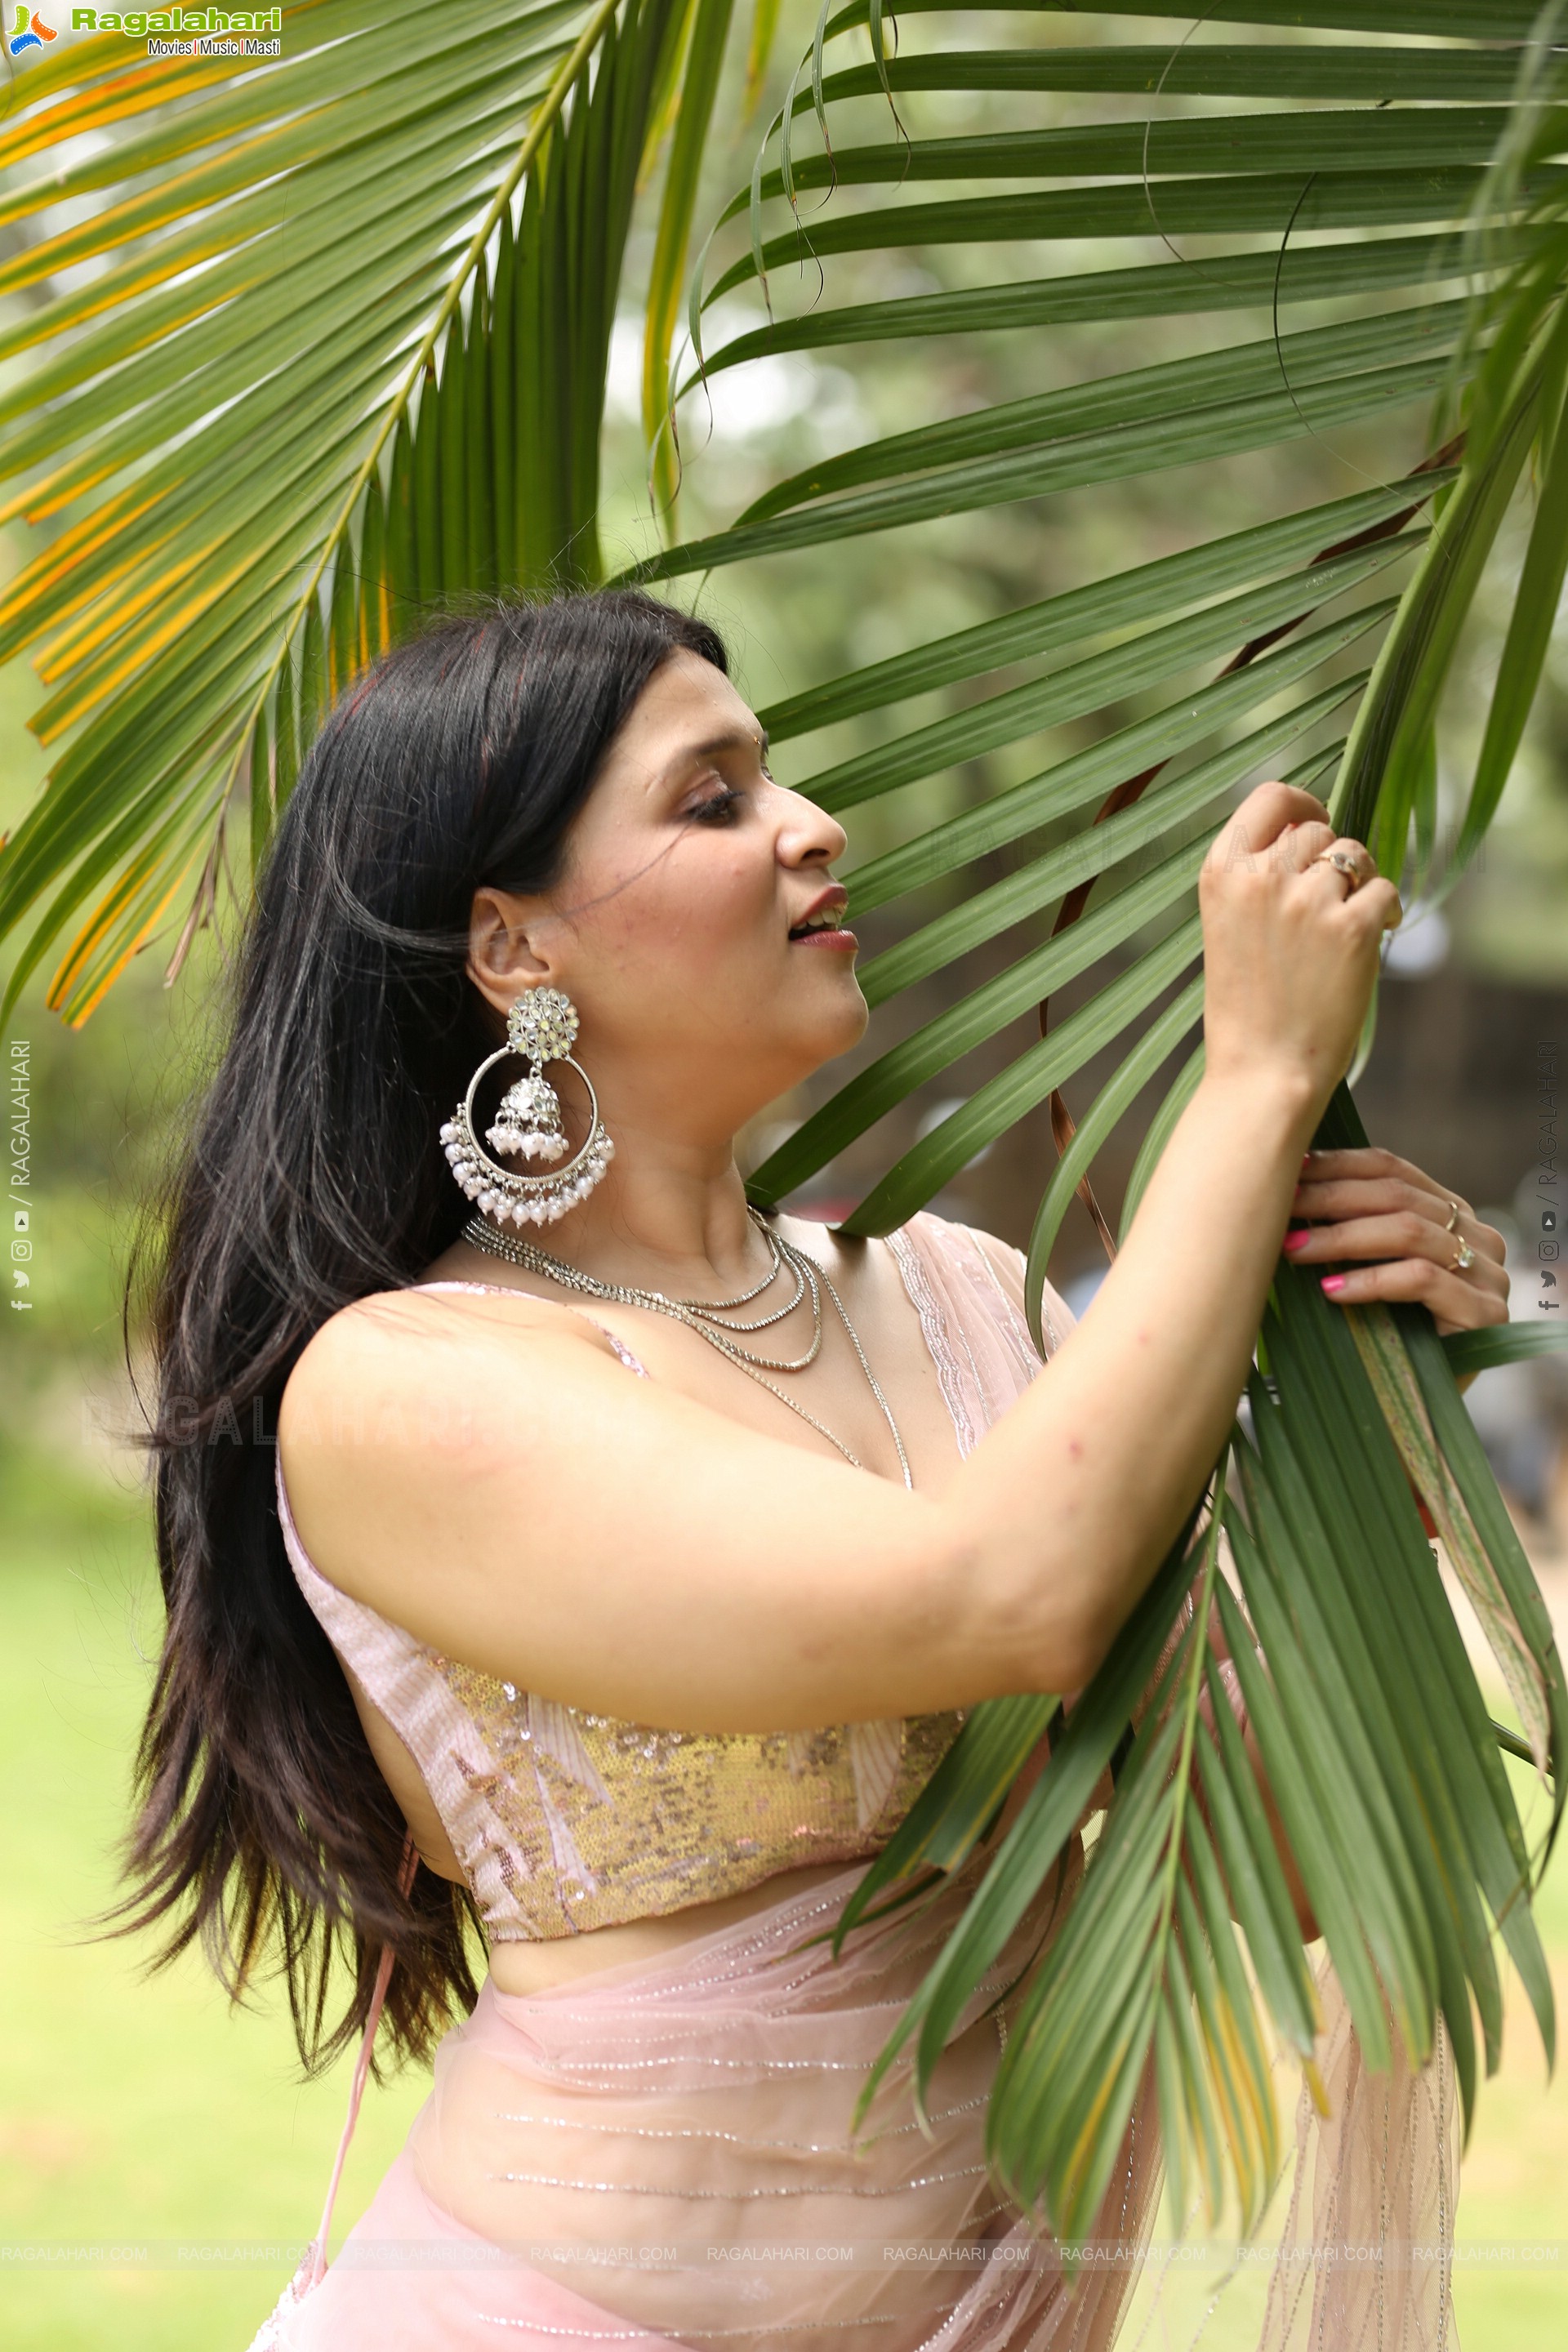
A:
<box><xmin>118</xmin><ymin>590</ymin><xmax>729</xmax><ymax>2070</ymax></box>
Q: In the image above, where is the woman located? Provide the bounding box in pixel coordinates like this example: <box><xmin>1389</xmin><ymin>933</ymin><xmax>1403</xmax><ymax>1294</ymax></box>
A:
<box><xmin>122</xmin><ymin>590</ymin><xmax>1506</xmax><ymax>2350</ymax></box>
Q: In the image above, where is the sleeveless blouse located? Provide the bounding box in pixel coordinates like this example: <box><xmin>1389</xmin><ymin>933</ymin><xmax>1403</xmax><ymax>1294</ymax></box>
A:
<box><xmin>277</xmin><ymin>1212</ymin><xmax>1071</xmax><ymax>1944</ymax></box>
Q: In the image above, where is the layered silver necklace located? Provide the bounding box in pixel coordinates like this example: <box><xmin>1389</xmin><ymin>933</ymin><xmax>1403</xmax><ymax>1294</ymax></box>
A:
<box><xmin>461</xmin><ymin>1205</ymin><xmax>912</xmax><ymax>1489</ymax></box>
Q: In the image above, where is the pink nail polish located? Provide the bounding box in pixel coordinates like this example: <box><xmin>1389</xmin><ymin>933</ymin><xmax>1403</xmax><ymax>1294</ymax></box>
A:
<box><xmin>1282</xmin><ymin>1229</ymin><xmax>1311</xmax><ymax>1254</ymax></box>
<box><xmin>1320</xmin><ymin>1275</ymin><xmax>1348</xmax><ymax>1295</ymax></box>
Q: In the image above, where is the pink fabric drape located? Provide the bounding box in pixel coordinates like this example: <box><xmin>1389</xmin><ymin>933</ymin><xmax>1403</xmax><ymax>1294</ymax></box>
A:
<box><xmin>1258</xmin><ymin>1970</ymin><xmax>1460</xmax><ymax>2350</ymax></box>
<box><xmin>257</xmin><ymin>1840</ymin><xmax>1163</xmax><ymax>2352</ymax></box>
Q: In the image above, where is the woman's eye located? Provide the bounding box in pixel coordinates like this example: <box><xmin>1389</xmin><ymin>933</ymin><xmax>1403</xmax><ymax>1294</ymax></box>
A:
<box><xmin>690</xmin><ymin>790</ymin><xmax>742</xmax><ymax>825</ymax></box>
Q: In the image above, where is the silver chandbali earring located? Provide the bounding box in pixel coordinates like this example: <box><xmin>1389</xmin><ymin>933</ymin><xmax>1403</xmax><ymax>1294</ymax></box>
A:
<box><xmin>439</xmin><ymin>987</ymin><xmax>612</xmax><ymax>1227</ymax></box>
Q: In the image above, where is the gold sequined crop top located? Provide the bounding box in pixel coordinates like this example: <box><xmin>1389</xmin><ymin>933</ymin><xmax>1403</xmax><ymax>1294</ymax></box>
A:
<box><xmin>277</xmin><ymin>1216</ymin><xmax>1064</xmax><ymax>1944</ymax></box>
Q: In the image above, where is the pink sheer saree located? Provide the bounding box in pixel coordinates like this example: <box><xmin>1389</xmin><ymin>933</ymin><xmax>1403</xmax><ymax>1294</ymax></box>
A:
<box><xmin>249</xmin><ymin>1214</ymin><xmax>1459</xmax><ymax>2351</ymax></box>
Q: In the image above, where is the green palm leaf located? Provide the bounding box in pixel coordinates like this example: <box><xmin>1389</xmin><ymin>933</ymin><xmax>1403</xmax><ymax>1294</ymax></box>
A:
<box><xmin>0</xmin><ymin>0</ymin><xmax>724</xmax><ymax>1022</ymax></box>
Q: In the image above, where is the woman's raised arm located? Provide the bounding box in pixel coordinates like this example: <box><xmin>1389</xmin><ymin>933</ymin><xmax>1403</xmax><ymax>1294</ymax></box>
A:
<box><xmin>279</xmin><ymin>782</ymin><xmax>1400</xmax><ymax>1735</ymax></box>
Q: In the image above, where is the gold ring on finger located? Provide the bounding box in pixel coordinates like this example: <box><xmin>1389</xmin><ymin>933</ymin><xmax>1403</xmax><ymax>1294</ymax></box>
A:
<box><xmin>1450</xmin><ymin>1236</ymin><xmax>1476</xmax><ymax>1273</ymax></box>
<box><xmin>1443</xmin><ymin>1198</ymin><xmax>1461</xmax><ymax>1232</ymax></box>
<box><xmin>1311</xmin><ymin>847</ymin><xmax>1367</xmax><ymax>893</ymax></box>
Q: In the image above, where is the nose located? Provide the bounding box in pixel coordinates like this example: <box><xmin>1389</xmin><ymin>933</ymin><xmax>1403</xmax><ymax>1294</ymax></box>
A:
<box><xmin>773</xmin><ymin>782</ymin><xmax>848</xmax><ymax>870</ymax></box>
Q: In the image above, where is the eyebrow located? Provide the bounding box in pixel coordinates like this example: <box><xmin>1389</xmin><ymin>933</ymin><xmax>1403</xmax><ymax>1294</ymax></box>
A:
<box><xmin>662</xmin><ymin>725</ymin><xmax>770</xmax><ymax>782</ymax></box>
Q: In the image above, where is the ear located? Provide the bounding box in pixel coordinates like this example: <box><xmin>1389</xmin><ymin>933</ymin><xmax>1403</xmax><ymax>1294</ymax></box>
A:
<box><xmin>466</xmin><ymin>884</ymin><xmax>565</xmax><ymax>1018</ymax></box>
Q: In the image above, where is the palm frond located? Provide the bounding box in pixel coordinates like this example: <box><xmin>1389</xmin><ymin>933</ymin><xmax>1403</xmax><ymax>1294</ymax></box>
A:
<box><xmin>0</xmin><ymin>0</ymin><xmax>724</xmax><ymax>1022</ymax></box>
<box><xmin>603</xmin><ymin>7</ymin><xmax>1566</xmax><ymax>1351</ymax></box>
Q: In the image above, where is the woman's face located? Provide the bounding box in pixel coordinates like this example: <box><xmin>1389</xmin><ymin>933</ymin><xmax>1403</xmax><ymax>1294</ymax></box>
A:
<box><xmin>468</xmin><ymin>649</ymin><xmax>868</xmax><ymax>1139</ymax></box>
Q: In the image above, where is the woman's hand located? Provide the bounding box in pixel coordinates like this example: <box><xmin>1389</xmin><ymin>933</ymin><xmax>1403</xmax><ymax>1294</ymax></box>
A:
<box><xmin>1283</xmin><ymin>1146</ymin><xmax>1510</xmax><ymax>1337</ymax></box>
<box><xmin>1199</xmin><ymin>782</ymin><xmax>1403</xmax><ymax>1120</ymax></box>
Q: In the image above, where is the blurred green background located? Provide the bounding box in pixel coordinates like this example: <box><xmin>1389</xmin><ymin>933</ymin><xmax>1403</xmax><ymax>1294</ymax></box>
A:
<box><xmin>6</xmin><ymin>7</ymin><xmax>1568</xmax><ymax>2342</ymax></box>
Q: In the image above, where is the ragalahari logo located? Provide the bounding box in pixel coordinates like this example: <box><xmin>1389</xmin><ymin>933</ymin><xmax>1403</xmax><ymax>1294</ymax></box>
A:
<box><xmin>68</xmin><ymin>7</ymin><xmax>283</xmax><ymax>31</ymax></box>
<box><xmin>7</xmin><ymin>5</ymin><xmax>59</xmax><ymax>51</ymax></box>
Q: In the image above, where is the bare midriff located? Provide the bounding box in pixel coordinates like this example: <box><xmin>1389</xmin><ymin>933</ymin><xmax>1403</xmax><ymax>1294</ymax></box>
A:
<box><xmin>407</xmin><ymin>1857</ymin><xmax>1020</xmax><ymax>2352</ymax></box>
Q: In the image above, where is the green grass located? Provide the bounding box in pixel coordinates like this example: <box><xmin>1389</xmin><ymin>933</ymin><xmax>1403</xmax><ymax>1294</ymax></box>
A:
<box><xmin>0</xmin><ymin>1484</ymin><xmax>429</xmax><ymax>2352</ymax></box>
<box><xmin>1</xmin><ymin>1465</ymin><xmax>1564</xmax><ymax>2350</ymax></box>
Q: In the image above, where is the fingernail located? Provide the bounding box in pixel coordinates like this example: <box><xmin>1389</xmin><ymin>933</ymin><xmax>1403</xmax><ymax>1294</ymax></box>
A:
<box><xmin>1320</xmin><ymin>1275</ymin><xmax>1348</xmax><ymax>1296</ymax></box>
<box><xmin>1282</xmin><ymin>1228</ymin><xmax>1312</xmax><ymax>1254</ymax></box>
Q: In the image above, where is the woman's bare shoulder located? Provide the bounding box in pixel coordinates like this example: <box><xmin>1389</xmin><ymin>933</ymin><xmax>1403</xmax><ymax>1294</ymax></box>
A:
<box><xmin>278</xmin><ymin>1281</ymin><xmax>621</xmax><ymax>1457</ymax></box>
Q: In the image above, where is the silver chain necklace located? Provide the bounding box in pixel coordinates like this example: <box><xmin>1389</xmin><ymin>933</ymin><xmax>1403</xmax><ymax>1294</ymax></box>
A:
<box><xmin>460</xmin><ymin>1206</ymin><xmax>913</xmax><ymax>1488</ymax></box>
